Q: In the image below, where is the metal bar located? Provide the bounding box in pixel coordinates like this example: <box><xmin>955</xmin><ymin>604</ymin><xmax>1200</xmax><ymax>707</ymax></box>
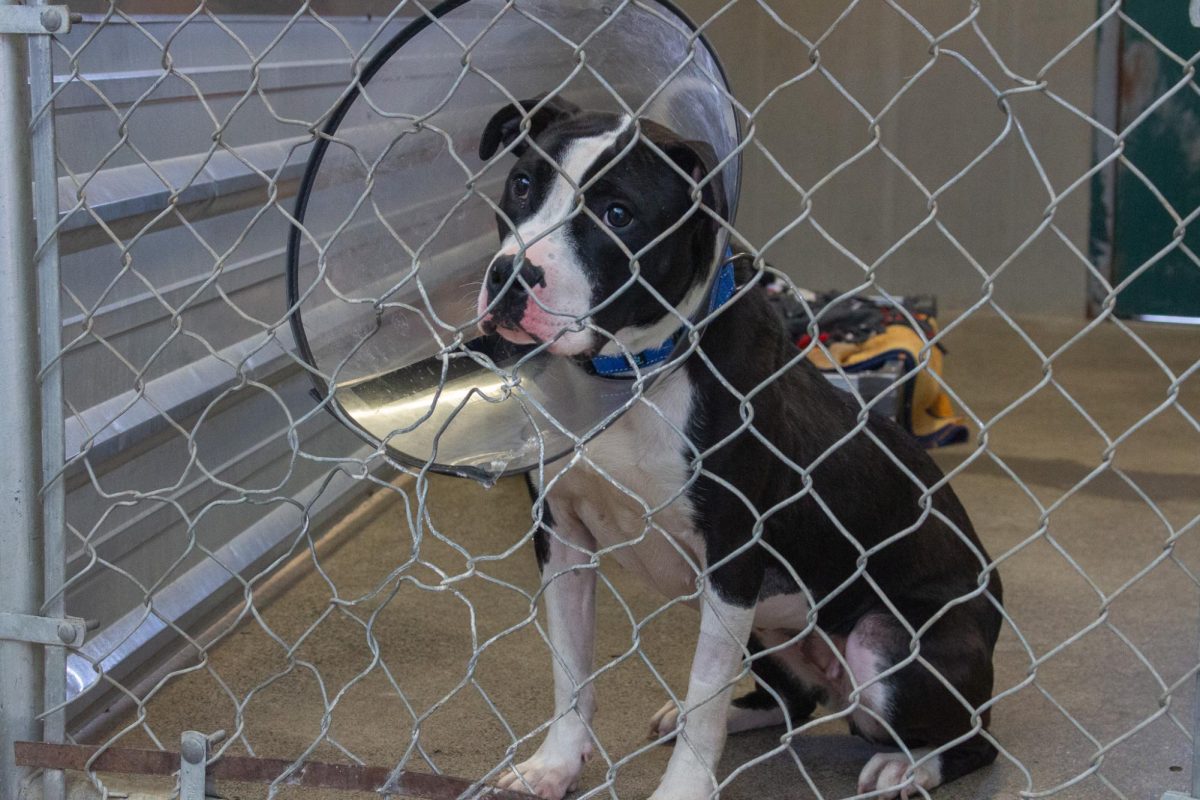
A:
<box><xmin>0</xmin><ymin>4</ymin><xmax>71</xmax><ymax>35</ymax></box>
<box><xmin>0</xmin><ymin>612</ymin><xmax>86</xmax><ymax>647</ymax></box>
<box><xmin>54</xmin><ymin>136</ymin><xmax>310</xmax><ymax>240</ymax></box>
<box><xmin>1194</xmin><ymin>601</ymin><xmax>1200</xmax><ymax>799</ymax></box>
<box><xmin>14</xmin><ymin>742</ymin><xmax>540</xmax><ymax>800</ymax></box>
<box><xmin>0</xmin><ymin>0</ymin><xmax>47</xmax><ymax>795</ymax></box>
<box><xmin>1133</xmin><ymin>314</ymin><xmax>1200</xmax><ymax>326</ymax></box>
<box><xmin>178</xmin><ymin>732</ymin><xmax>209</xmax><ymax>800</ymax></box>
<box><xmin>1086</xmin><ymin>0</ymin><xmax>1121</xmax><ymax>319</ymax></box>
<box><xmin>49</xmin><ymin>57</ymin><xmax>366</xmax><ymax>111</ymax></box>
<box><xmin>28</xmin><ymin>11</ymin><xmax>67</xmax><ymax>800</ymax></box>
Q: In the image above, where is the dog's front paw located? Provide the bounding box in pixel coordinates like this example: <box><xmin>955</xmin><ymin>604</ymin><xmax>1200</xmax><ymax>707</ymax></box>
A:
<box><xmin>645</xmin><ymin>782</ymin><xmax>714</xmax><ymax>800</ymax></box>
<box><xmin>498</xmin><ymin>747</ymin><xmax>592</xmax><ymax>800</ymax></box>
<box><xmin>645</xmin><ymin>768</ymin><xmax>717</xmax><ymax>800</ymax></box>
<box><xmin>857</xmin><ymin>750</ymin><xmax>941</xmax><ymax>799</ymax></box>
<box><xmin>648</xmin><ymin>701</ymin><xmax>681</xmax><ymax>740</ymax></box>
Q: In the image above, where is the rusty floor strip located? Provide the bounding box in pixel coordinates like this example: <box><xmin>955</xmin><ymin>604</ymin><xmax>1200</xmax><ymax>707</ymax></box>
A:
<box><xmin>15</xmin><ymin>741</ymin><xmax>538</xmax><ymax>800</ymax></box>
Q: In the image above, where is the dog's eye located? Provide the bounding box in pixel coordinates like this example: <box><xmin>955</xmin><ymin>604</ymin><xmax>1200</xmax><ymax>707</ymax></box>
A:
<box><xmin>511</xmin><ymin>174</ymin><xmax>531</xmax><ymax>198</ymax></box>
<box><xmin>604</xmin><ymin>204</ymin><xmax>632</xmax><ymax>229</ymax></box>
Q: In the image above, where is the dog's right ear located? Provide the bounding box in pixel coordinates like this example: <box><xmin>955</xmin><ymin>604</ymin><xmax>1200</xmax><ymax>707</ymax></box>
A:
<box><xmin>478</xmin><ymin>95</ymin><xmax>580</xmax><ymax>161</ymax></box>
<box><xmin>663</xmin><ymin>138</ymin><xmax>728</xmax><ymax>222</ymax></box>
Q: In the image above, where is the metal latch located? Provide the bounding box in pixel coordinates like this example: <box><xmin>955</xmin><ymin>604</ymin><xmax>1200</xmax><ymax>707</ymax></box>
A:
<box><xmin>0</xmin><ymin>5</ymin><xmax>75</xmax><ymax>35</ymax></box>
<box><xmin>0</xmin><ymin>611</ymin><xmax>90</xmax><ymax>647</ymax></box>
<box><xmin>180</xmin><ymin>730</ymin><xmax>225</xmax><ymax>800</ymax></box>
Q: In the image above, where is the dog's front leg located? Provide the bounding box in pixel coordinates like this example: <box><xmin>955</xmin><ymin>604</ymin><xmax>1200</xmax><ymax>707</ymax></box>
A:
<box><xmin>649</xmin><ymin>584</ymin><xmax>756</xmax><ymax>800</ymax></box>
<box><xmin>498</xmin><ymin>505</ymin><xmax>597</xmax><ymax>800</ymax></box>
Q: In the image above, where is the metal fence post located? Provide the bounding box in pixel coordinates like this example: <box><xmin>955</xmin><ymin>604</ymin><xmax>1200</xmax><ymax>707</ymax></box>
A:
<box><xmin>29</xmin><ymin>2</ymin><xmax>66</xmax><ymax>799</ymax></box>
<box><xmin>0</xmin><ymin>0</ymin><xmax>47</xmax><ymax>797</ymax></box>
<box><xmin>1164</xmin><ymin>615</ymin><xmax>1200</xmax><ymax>800</ymax></box>
<box><xmin>1194</xmin><ymin>641</ymin><xmax>1200</xmax><ymax>798</ymax></box>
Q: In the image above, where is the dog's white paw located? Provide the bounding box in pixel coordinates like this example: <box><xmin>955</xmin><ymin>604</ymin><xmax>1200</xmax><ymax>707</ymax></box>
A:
<box><xmin>857</xmin><ymin>750</ymin><xmax>942</xmax><ymax>799</ymax></box>
<box><xmin>648</xmin><ymin>701</ymin><xmax>681</xmax><ymax>740</ymax></box>
<box><xmin>497</xmin><ymin>747</ymin><xmax>592</xmax><ymax>800</ymax></box>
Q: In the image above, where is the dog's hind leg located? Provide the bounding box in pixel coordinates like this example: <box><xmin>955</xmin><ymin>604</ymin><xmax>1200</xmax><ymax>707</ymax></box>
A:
<box><xmin>649</xmin><ymin>633</ymin><xmax>820</xmax><ymax>738</ymax></box>
<box><xmin>847</xmin><ymin>603</ymin><xmax>1000</xmax><ymax>799</ymax></box>
<box><xmin>733</xmin><ymin>632</ymin><xmax>823</xmax><ymax>731</ymax></box>
<box><xmin>649</xmin><ymin>689</ymin><xmax>796</xmax><ymax>739</ymax></box>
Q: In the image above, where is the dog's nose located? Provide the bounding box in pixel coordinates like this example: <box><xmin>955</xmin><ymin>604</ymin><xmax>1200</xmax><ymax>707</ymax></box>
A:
<box><xmin>485</xmin><ymin>255</ymin><xmax>546</xmax><ymax>303</ymax></box>
<box><xmin>486</xmin><ymin>256</ymin><xmax>516</xmax><ymax>301</ymax></box>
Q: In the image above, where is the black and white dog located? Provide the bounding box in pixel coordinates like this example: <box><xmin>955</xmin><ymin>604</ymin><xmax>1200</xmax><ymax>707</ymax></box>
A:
<box><xmin>475</xmin><ymin>97</ymin><xmax>1002</xmax><ymax>800</ymax></box>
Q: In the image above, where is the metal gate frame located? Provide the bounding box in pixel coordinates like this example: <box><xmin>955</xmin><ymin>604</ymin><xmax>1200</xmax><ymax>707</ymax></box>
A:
<box><xmin>0</xmin><ymin>3</ymin><xmax>68</xmax><ymax>800</ymax></box>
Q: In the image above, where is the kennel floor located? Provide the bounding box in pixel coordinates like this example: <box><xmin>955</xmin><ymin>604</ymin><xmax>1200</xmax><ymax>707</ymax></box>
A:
<box><xmin>93</xmin><ymin>312</ymin><xmax>1200</xmax><ymax>800</ymax></box>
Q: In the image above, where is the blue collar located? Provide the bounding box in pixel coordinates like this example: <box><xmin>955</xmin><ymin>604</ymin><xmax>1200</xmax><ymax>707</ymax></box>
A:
<box><xmin>589</xmin><ymin>251</ymin><xmax>738</xmax><ymax>378</ymax></box>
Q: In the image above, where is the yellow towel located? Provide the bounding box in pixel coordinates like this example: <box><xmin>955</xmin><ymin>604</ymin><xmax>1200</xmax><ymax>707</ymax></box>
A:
<box><xmin>806</xmin><ymin>322</ymin><xmax>967</xmax><ymax>446</ymax></box>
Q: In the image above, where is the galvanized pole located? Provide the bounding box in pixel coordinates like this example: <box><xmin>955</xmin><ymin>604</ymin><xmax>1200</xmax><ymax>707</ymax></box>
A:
<box><xmin>29</xmin><ymin>3</ymin><xmax>66</xmax><ymax>800</ymax></box>
<box><xmin>0</xmin><ymin>1</ymin><xmax>47</xmax><ymax>798</ymax></box>
<box><xmin>1171</xmin><ymin>5</ymin><xmax>1200</xmax><ymax>798</ymax></box>
<box><xmin>1195</xmin><ymin>656</ymin><xmax>1200</xmax><ymax>799</ymax></box>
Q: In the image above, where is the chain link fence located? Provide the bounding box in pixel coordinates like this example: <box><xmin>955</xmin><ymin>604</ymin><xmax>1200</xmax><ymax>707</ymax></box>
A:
<box><xmin>2</xmin><ymin>2</ymin><xmax>1198</xmax><ymax>800</ymax></box>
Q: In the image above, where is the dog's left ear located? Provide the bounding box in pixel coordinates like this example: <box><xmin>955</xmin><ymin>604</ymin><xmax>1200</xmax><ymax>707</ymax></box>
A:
<box><xmin>663</xmin><ymin>139</ymin><xmax>728</xmax><ymax>221</ymax></box>
<box><xmin>479</xmin><ymin>94</ymin><xmax>581</xmax><ymax>161</ymax></box>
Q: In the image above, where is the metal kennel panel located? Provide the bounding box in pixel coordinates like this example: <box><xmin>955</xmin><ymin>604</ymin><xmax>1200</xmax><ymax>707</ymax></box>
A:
<box><xmin>0</xmin><ymin>2</ymin><xmax>1197</xmax><ymax>800</ymax></box>
<box><xmin>46</xmin><ymin>9</ymin><xmax>420</xmax><ymax>721</ymax></box>
<box><xmin>4</xmin><ymin>3</ymin><xmax>421</xmax><ymax>774</ymax></box>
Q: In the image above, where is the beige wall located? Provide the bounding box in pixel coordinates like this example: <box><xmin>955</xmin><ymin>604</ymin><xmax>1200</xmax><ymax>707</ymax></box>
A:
<box><xmin>678</xmin><ymin>1</ymin><xmax>1100</xmax><ymax>316</ymax></box>
<box><xmin>70</xmin><ymin>2</ymin><xmax>1101</xmax><ymax>316</ymax></box>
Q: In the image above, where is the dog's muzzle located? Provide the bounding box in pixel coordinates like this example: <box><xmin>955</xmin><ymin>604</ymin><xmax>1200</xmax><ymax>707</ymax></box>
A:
<box><xmin>484</xmin><ymin>255</ymin><xmax>547</xmax><ymax>327</ymax></box>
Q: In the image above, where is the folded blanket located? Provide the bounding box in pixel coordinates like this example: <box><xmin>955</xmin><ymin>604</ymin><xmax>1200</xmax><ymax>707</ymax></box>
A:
<box><xmin>805</xmin><ymin>321</ymin><xmax>969</xmax><ymax>448</ymax></box>
<box><xmin>765</xmin><ymin>283</ymin><xmax>968</xmax><ymax>449</ymax></box>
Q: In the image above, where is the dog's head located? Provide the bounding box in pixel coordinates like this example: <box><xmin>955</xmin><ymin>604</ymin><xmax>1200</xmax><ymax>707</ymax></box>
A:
<box><xmin>476</xmin><ymin>96</ymin><xmax>726</xmax><ymax>357</ymax></box>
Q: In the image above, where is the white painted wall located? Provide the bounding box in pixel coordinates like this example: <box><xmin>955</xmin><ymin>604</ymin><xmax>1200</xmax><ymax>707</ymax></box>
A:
<box><xmin>680</xmin><ymin>1</ymin><xmax>1100</xmax><ymax>315</ymax></box>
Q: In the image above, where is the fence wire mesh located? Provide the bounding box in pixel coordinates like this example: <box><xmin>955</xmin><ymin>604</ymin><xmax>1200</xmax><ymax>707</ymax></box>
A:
<box><xmin>11</xmin><ymin>2</ymin><xmax>1200</xmax><ymax>800</ymax></box>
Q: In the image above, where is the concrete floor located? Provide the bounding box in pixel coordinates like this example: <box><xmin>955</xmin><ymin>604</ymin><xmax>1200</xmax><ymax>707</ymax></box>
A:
<box><xmin>97</xmin><ymin>312</ymin><xmax>1200</xmax><ymax>800</ymax></box>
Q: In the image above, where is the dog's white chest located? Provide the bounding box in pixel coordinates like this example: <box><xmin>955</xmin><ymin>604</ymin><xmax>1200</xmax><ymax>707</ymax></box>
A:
<box><xmin>547</xmin><ymin>370</ymin><xmax>704</xmax><ymax>599</ymax></box>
